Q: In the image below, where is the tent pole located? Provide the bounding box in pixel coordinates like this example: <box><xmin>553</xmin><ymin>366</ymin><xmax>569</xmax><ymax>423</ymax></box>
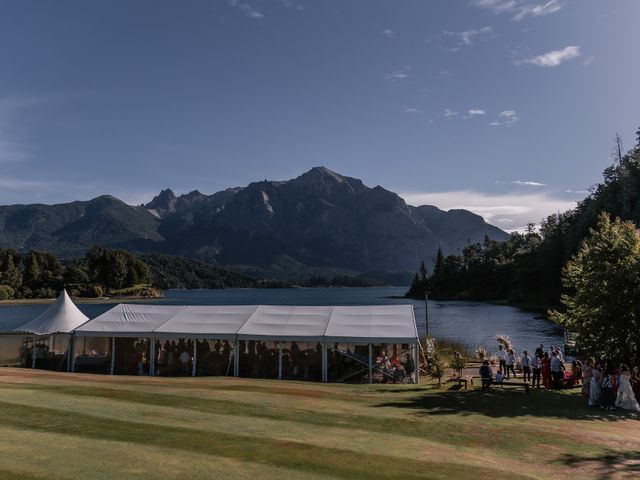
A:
<box><xmin>278</xmin><ymin>342</ymin><xmax>282</xmax><ymax>380</ymax></box>
<box><xmin>192</xmin><ymin>340</ymin><xmax>197</xmax><ymax>377</ymax></box>
<box><xmin>368</xmin><ymin>344</ymin><xmax>373</xmax><ymax>384</ymax></box>
<box><xmin>233</xmin><ymin>340</ymin><xmax>240</xmax><ymax>377</ymax></box>
<box><xmin>31</xmin><ymin>335</ymin><xmax>37</xmax><ymax>369</ymax></box>
<box><xmin>322</xmin><ymin>343</ymin><xmax>328</xmax><ymax>383</ymax></box>
<box><xmin>110</xmin><ymin>337</ymin><xmax>116</xmax><ymax>375</ymax></box>
<box><xmin>149</xmin><ymin>339</ymin><xmax>156</xmax><ymax>376</ymax></box>
<box><xmin>414</xmin><ymin>343</ymin><xmax>420</xmax><ymax>384</ymax></box>
<box><xmin>67</xmin><ymin>334</ymin><xmax>75</xmax><ymax>372</ymax></box>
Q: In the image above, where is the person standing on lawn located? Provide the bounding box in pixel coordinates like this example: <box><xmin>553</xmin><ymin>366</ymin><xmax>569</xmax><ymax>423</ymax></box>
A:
<box><xmin>521</xmin><ymin>351</ymin><xmax>532</xmax><ymax>383</ymax></box>
<box><xmin>505</xmin><ymin>349</ymin><xmax>516</xmax><ymax>379</ymax></box>
<box><xmin>542</xmin><ymin>352</ymin><xmax>552</xmax><ymax>389</ymax></box>
<box><xmin>550</xmin><ymin>351</ymin><xmax>564</xmax><ymax>389</ymax></box>
<box><xmin>497</xmin><ymin>345</ymin><xmax>506</xmax><ymax>375</ymax></box>
<box><xmin>531</xmin><ymin>353</ymin><xmax>541</xmax><ymax>388</ymax></box>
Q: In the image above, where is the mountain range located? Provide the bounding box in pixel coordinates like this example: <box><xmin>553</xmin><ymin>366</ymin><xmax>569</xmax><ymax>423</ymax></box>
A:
<box><xmin>0</xmin><ymin>167</ymin><xmax>508</xmax><ymax>277</ymax></box>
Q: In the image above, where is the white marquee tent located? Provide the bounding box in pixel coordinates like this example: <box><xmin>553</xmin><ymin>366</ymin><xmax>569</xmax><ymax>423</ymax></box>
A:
<box><xmin>14</xmin><ymin>289</ymin><xmax>89</xmax><ymax>335</ymax></box>
<box><xmin>13</xmin><ymin>289</ymin><xmax>89</xmax><ymax>369</ymax></box>
<box><xmin>73</xmin><ymin>303</ymin><xmax>420</xmax><ymax>383</ymax></box>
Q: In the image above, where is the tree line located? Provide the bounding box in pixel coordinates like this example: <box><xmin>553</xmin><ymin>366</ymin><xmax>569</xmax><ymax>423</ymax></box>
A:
<box><xmin>0</xmin><ymin>246</ymin><xmax>258</xmax><ymax>300</ymax></box>
<box><xmin>408</xmin><ymin>127</ymin><xmax>640</xmax><ymax>309</ymax></box>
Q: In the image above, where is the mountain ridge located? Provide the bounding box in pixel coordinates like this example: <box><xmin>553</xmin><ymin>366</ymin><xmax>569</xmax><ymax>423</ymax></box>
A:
<box><xmin>0</xmin><ymin>167</ymin><xmax>508</xmax><ymax>273</ymax></box>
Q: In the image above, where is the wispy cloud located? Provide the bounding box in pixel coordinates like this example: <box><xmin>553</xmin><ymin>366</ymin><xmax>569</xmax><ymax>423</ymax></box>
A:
<box><xmin>496</xmin><ymin>180</ymin><xmax>546</xmax><ymax>186</ymax></box>
<box><xmin>402</xmin><ymin>106</ymin><xmax>420</xmax><ymax>113</ymax></box>
<box><xmin>383</xmin><ymin>29</ymin><xmax>395</xmax><ymax>38</ymax></box>
<box><xmin>384</xmin><ymin>65</ymin><xmax>412</xmax><ymax>82</ymax></box>
<box><xmin>465</xmin><ymin>109</ymin><xmax>486</xmax><ymax>118</ymax></box>
<box><xmin>444</xmin><ymin>26</ymin><xmax>493</xmax><ymax>49</ymax></box>
<box><xmin>566</xmin><ymin>189</ymin><xmax>588</xmax><ymax>194</ymax></box>
<box><xmin>470</xmin><ymin>0</ymin><xmax>564</xmax><ymax>22</ymax></box>
<box><xmin>516</xmin><ymin>45</ymin><xmax>580</xmax><ymax>67</ymax></box>
<box><xmin>401</xmin><ymin>189</ymin><xmax>576</xmax><ymax>230</ymax></box>
<box><xmin>279</xmin><ymin>0</ymin><xmax>304</xmax><ymax>10</ymax></box>
<box><xmin>443</xmin><ymin>108</ymin><xmax>458</xmax><ymax>118</ymax></box>
<box><xmin>227</xmin><ymin>0</ymin><xmax>264</xmax><ymax>19</ymax></box>
<box><xmin>488</xmin><ymin>109</ymin><xmax>519</xmax><ymax>127</ymax></box>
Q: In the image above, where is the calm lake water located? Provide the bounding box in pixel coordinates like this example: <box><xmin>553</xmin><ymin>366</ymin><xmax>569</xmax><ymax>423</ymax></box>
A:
<box><xmin>0</xmin><ymin>287</ymin><xmax>564</xmax><ymax>353</ymax></box>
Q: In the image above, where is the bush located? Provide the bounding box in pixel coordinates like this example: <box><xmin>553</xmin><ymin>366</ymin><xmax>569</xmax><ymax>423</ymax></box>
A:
<box><xmin>0</xmin><ymin>285</ymin><xmax>15</xmax><ymax>300</ymax></box>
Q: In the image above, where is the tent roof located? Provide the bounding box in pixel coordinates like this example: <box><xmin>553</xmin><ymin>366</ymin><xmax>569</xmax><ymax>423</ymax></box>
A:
<box><xmin>14</xmin><ymin>290</ymin><xmax>89</xmax><ymax>335</ymax></box>
<box><xmin>74</xmin><ymin>303</ymin><xmax>418</xmax><ymax>343</ymax></box>
<box><xmin>324</xmin><ymin>305</ymin><xmax>418</xmax><ymax>343</ymax></box>
<box><xmin>237</xmin><ymin>305</ymin><xmax>333</xmax><ymax>341</ymax></box>
<box><xmin>155</xmin><ymin>305</ymin><xmax>258</xmax><ymax>339</ymax></box>
<box><xmin>74</xmin><ymin>304</ymin><xmax>186</xmax><ymax>337</ymax></box>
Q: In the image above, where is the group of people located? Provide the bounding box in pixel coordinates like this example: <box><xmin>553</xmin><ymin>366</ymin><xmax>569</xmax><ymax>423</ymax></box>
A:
<box><xmin>582</xmin><ymin>359</ymin><xmax>640</xmax><ymax>412</ymax></box>
<box><xmin>492</xmin><ymin>344</ymin><xmax>569</xmax><ymax>389</ymax></box>
<box><xmin>374</xmin><ymin>345</ymin><xmax>415</xmax><ymax>383</ymax></box>
<box><xmin>480</xmin><ymin>343</ymin><xmax>640</xmax><ymax>413</ymax></box>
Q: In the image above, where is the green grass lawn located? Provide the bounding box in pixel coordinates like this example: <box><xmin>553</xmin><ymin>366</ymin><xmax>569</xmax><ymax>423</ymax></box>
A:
<box><xmin>0</xmin><ymin>368</ymin><xmax>638</xmax><ymax>479</ymax></box>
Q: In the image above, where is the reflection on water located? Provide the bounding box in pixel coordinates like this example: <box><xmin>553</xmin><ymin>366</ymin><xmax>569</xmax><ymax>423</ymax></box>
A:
<box><xmin>0</xmin><ymin>287</ymin><xmax>563</xmax><ymax>354</ymax></box>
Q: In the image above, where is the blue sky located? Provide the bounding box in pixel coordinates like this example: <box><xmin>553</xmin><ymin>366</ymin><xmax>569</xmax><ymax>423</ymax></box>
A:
<box><xmin>0</xmin><ymin>0</ymin><xmax>639</xmax><ymax>231</ymax></box>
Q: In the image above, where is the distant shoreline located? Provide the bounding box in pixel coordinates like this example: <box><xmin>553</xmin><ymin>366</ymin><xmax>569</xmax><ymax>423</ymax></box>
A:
<box><xmin>0</xmin><ymin>295</ymin><xmax>166</xmax><ymax>306</ymax></box>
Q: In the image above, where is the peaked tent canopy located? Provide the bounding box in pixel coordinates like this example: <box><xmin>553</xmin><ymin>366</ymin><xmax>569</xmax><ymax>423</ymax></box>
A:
<box><xmin>73</xmin><ymin>304</ymin><xmax>419</xmax><ymax>344</ymax></box>
<box><xmin>14</xmin><ymin>290</ymin><xmax>90</xmax><ymax>335</ymax></box>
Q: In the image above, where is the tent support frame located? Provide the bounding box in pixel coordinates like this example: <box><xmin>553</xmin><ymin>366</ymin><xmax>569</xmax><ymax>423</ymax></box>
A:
<box><xmin>110</xmin><ymin>337</ymin><xmax>115</xmax><ymax>375</ymax></box>
<box><xmin>368</xmin><ymin>343</ymin><xmax>373</xmax><ymax>384</ymax></box>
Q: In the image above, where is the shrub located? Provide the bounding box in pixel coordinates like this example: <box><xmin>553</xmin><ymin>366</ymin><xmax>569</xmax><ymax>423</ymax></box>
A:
<box><xmin>0</xmin><ymin>285</ymin><xmax>15</xmax><ymax>300</ymax></box>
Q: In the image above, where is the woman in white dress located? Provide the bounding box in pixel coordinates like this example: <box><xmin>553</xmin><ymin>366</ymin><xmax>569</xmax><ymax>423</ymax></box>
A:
<box><xmin>615</xmin><ymin>365</ymin><xmax>640</xmax><ymax>412</ymax></box>
<box><xmin>588</xmin><ymin>364</ymin><xmax>602</xmax><ymax>407</ymax></box>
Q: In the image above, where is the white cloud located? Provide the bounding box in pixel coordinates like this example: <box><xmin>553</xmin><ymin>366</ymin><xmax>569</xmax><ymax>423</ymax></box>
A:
<box><xmin>384</xmin><ymin>65</ymin><xmax>412</xmax><ymax>82</ymax></box>
<box><xmin>467</xmin><ymin>109</ymin><xmax>486</xmax><ymax>117</ymax></box>
<box><xmin>470</xmin><ymin>0</ymin><xmax>564</xmax><ymax>22</ymax></box>
<box><xmin>227</xmin><ymin>0</ymin><xmax>264</xmax><ymax>19</ymax></box>
<box><xmin>496</xmin><ymin>180</ymin><xmax>547</xmax><ymax>186</ymax></box>
<box><xmin>383</xmin><ymin>29</ymin><xmax>395</xmax><ymax>38</ymax></box>
<box><xmin>517</xmin><ymin>45</ymin><xmax>580</xmax><ymax>67</ymax></box>
<box><xmin>489</xmin><ymin>109</ymin><xmax>519</xmax><ymax>126</ymax></box>
<box><xmin>402</xmin><ymin>106</ymin><xmax>420</xmax><ymax>113</ymax></box>
<box><xmin>443</xmin><ymin>108</ymin><xmax>458</xmax><ymax>118</ymax></box>
<box><xmin>444</xmin><ymin>26</ymin><xmax>493</xmax><ymax>48</ymax></box>
<box><xmin>513</xmin><ymin>0</ymin><xmax>563</xmax><ymax>21</ymax></box>
<box><xmin>566</xmin><ymin>189</ymin><xmax>588</xmax><ymax>194</ymax></box>
<box><xmin>279</xmin><ymin>0</ymin><xmax>304</xmax><ymax>10</ymax></box>
<box><xmin>439</xmin><ymin>70</ymin><xmax>453</xmax><ymax>77</ymax></box>
<box><xmin>401</xmin><ymin>189</ymin><xmax>576</xmax><ymax>230</ymax></box>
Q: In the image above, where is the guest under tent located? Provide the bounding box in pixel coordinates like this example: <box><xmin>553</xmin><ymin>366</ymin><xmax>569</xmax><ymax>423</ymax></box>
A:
<box><xmin>72</xmin><ymin>304</ymin><xmax>420</xmax><ymax>384</ymax></box>
<box><xmin>13</xmin><ymin>289</ymin><xmax>89</xmax><ymax>371</ymax></box>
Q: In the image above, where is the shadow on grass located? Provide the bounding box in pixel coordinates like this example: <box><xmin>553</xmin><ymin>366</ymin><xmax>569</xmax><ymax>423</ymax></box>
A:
<box><xmin>375</xmin><ymin>388</ymin><xmax>640</xmax><ymax>421</ymax></box>
<box><xmin>557</xmin><ymin>450</ymin><xmax>640</xmax><ymax>479</ymax></box>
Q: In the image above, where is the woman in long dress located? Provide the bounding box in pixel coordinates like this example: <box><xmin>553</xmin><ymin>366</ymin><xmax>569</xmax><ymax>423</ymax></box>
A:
<box><xmin>615</xmin><ymin>365</ymin><xmax>640</xmax><ymax>412</ymax></box>
<box><xmin>631</xmin><ymin>366</ymin><xmax>640</xmax><ymax>403</ymax></box>
<box><xmin>588</xmin><ymin>364</ymin><xmax>602</xmax><ymax>407</ymax></box>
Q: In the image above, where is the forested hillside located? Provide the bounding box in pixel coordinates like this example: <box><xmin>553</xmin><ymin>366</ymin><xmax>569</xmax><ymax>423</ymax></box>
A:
<box><xmin>407</xmin><ymin>128</ymin><xmax>640</xmax><ymax>308</ymax></box>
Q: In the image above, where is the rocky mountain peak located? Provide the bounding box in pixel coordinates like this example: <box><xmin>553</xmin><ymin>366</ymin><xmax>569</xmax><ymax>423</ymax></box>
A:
<box><xmin>145</xmin><ymin>189</ymin><xmax>177</xmax><ymax>218</ymax></box>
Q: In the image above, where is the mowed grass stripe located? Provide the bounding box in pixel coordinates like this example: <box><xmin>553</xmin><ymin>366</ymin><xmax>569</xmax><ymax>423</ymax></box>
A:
<box><xmin>0</xmin><ymin>400</ymin><xmax>527</xmax><ymax>480</ymax></box>
<box><xmin>0</xmin><ymin>381</ymin><xmax>605</xmax><ymax>456</ymax></box>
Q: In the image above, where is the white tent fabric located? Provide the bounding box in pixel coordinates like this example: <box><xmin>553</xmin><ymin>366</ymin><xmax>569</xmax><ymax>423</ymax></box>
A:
<box><xmin>237</xmin><ymin>305</ymin><xmax>333</xmax><ymax>341</ymax></box>
<box><xmin>73</xmin><ymin>303</ymin><xmax>418</xmax><ymax>344</ymax></box>
<box><xmin>74</xmin><ymin>304</ymin><xmax>186</xmax><ymax>337</ymax></box>
<box><xmin>324</xmin><ymin>305</ymin><xmax>417</xmax><ymax>343</ymax></box>
<box><xmin>155</xmin><ymin>305</ymin><xmax>258</xmax><ymax>340</ymax></box>
<box><xmin>14</xmin><ymin>290</ymin><xmax>89</xmax><ymax>335</ymax></box>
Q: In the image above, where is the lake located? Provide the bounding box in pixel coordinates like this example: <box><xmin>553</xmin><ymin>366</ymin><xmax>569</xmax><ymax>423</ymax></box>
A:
<box><xmin>0</xmin><ymin>287</ymin><xmax>564</xmax><ymax>354</ymax></box>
